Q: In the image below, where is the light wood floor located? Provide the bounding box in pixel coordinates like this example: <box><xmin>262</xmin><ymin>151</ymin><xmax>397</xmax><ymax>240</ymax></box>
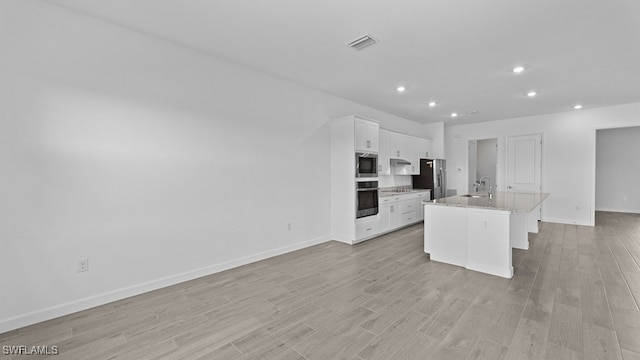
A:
<box><xmin>2</xmin><ymin>211</ymin><xmax>640</xmax><ymax>359</ymax></box>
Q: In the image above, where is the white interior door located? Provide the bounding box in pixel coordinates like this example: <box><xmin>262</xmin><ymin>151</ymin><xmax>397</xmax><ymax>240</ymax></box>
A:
<box><xmin>507</xmin><ymin>134</ymin><xmax>542</xmax><ymax>192</ymax></box>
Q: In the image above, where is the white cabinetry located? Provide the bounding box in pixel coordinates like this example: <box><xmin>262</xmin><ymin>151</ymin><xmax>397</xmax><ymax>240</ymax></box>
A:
<box><xmin>389</xmin><ymin>203</ymin><xmax>401</xmax><ymax>228</ymax></box>
<box><xmin>331</xmin><ymin>115</ymin><xmax>381</xmax><ymax>245</ymax></box>
<box><xmin>417</xmin><ymin>138</ymin><xmax>433</xmax><ymax>159</ymax></box>
<box><xmin>415</xmin><ymin>192</ymin><xmax>428</xmax><ymax>219</ymax></box>
<box><xmin>355</xmin><ymin>118</ymin><xmax>379</xmax><ymax>153</ymax></box>
<box><xmin>382</xmin><ymin>130</ymin><xmax>431</xmax><ymax>175</ymax></box>
<box><xmin>378</xmin><ymin>190</ymin><xmax>429</xmax><ymax>235</ymax></box>
<box><xmin>378</xmin><ymin>130</ymin><xmax>391</xmax><ymax>175</ymax></box>
<box><xmin>400</xmin><ymin>195</ymin><xmax>421</xmax><ymax>226</ymax></box>
<box><xmin>356</xmin><ymin>217</ymin><xmax>379</xmax><ymax>240</ymax></box>
<box><xmin>379</xmin><ymin>195</ymin><xmax>402</xmax><ymax>232</ymax></box>
<box><xmin>407</xmin><ymin>136</ymin><xmax>421</xmax><ymax>175</ymax></box>
<box><xmin>388</xmin><ymin>132</ymin><xmax>408</xmax><ymax>159</ymax></box>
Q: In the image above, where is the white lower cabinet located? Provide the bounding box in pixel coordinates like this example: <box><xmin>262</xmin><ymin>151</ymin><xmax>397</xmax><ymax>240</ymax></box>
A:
<box><xmin>378</xmin><ymin>196</ymin><xmax>400</xmax><ymax>233</ymax></box>
<box><xmin>369</xmin><ymin>190</ymin><xmax>430</xmax><ymax>240</ymax></box>
<box><xmin>356</xmin><ymin>217</ymin><xmax>379</xmax><ymax>241</ymax></box>
<box><xmin>389</xmin><ymin>203</ymin><xmax>401</xmax><ymax>229</ymax></box>
<box><xmin>379</xmin><ymin>204</ymin><xmax>390</xmax><ymax>233</ymax></box>
<box><xmin>415</xmin><ymin>192</ymin><xmax>428</xmax><ymax>219</ymax></box>
<box><xmin>400</xmin><ymin>211</ymin><xmax>417</xmax><ymax>225</ymax></box>
<box><xmin>400</xmin><ymin>199</ymin><xmax>416</xmax><ymax>213</ymax></box>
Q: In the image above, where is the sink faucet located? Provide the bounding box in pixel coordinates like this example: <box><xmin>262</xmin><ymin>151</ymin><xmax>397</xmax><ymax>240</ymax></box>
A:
<box><xmin>479</xmin><ymin>176</ymin><xmax>492</xmax><ymax>199</ymax></box>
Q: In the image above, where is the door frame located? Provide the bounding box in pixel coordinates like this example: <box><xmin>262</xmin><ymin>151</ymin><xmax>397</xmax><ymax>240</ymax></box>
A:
<box><xmin>591</xmin><ymin>123</ymin><xmax>640</xmax><ymax>226</ymax></box>
<box><xmin>505</xmin><ymin>132</ymin><xmax>544</xmax><ymax>218</ymax></box>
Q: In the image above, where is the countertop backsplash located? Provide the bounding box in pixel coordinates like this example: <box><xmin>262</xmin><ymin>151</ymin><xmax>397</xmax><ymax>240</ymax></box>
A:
<box><xmin>378</xmin><ymin>175</ymin><xmax>412</xmax><ymax>188</ymax></box>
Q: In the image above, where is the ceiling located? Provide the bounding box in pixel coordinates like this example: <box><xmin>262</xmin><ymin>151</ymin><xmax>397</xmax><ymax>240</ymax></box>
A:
<box><xmin>45</xmin><ymin>0</ymin><xmax>640</xmax><ymax>125</ymax></box>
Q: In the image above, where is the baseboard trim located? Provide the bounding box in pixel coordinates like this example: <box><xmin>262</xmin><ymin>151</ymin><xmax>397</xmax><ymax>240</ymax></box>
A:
<box><xmin>466</xmin><ymin>261</ymin><xmax>514</xmax><ymax>279</ymax></box>
<box><xmin>0</xmin><ymin>235</ymin><xmax>332</xmax><ymax>334</ymax></box>
<box><xmin>595</xmin><ymin>208</ymin><xmax>640</xmax><ymax>215</ymax></box>
<box><xmin>542</xmin><ymin>217</ymin><xmax>593</xmax><ymax>226</ymax></box>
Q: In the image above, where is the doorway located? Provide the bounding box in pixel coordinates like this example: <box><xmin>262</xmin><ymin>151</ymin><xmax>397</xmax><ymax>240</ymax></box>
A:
<box><xmin>468</xmin><ymin>138</ymin><xmax>497</xmax><ymax>194</ymax></box>
<box><xmin>595</xmin><ymin>126</ymin><xmax>640</xmax><ymax>214</ymax></box>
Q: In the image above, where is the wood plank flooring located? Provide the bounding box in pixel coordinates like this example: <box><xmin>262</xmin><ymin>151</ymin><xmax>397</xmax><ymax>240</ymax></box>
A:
<box><xmin>2</xmin><ymin>211</ymin><xmax>640</xmax><ymax>359</ymax></box>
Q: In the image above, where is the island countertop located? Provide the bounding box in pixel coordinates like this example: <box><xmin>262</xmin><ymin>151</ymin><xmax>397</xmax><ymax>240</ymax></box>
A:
<box><xmin>423</xmin><ymin>191</ymin><xmax>550</xmax><ymax>213</ymax></box>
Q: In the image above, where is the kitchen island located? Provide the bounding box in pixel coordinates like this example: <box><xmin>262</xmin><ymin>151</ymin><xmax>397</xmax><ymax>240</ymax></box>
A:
<box><xmin>423</xmin><ymin>191</ymin><xmax>550</xmax><ymax>278</ymax></box>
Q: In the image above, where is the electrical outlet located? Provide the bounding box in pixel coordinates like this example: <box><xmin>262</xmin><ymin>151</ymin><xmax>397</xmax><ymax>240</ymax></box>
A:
<box><xmin>287</xmin><ymin>223</ymin><xmax>292</xmax><ymax>231</ymax></box>
<box><xmin>77</xmin><ymin>258</ymin><xmax>89</xmax><ymax>273</ymax></box>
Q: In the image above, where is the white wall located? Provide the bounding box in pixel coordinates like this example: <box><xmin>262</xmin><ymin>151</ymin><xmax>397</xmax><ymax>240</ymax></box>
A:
<box><xmin>596</xmin><ymin>126</ymin><xmax>640</xmax><ymax>213</ymax></box>
<box><xmin>445</xmin><ymin>102</ymin><xmax>640</xmax><ymax>226</ymax></box>
<box><xmin>0</xmin><ymin>0</ymin><xmax>423</xmax><ymax>332</ymax></box>
<box><xmin>424</xmin><ymin>122</ymin><xmax>445</xmax><ymax>159</ymax></box>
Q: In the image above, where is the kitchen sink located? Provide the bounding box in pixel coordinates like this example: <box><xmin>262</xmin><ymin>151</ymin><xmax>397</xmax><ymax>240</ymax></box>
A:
<box><xmin>460</xmin><ymin>194</ymin><xmax>488</xmax><ymax>198</ymax></box>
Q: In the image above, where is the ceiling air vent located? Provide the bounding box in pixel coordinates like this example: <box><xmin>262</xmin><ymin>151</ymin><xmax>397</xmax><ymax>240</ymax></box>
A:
<box><xmin>346</xmin><ymin>34</ymin><xmax>378</xmax><ymax>51</ymax></box>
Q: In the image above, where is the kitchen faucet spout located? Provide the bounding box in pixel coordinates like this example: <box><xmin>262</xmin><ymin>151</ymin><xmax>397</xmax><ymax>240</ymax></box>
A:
<box><xmin>479</xmin><ymin>176</ymin><xmax>492</xmax><ymax>199</ymax></box>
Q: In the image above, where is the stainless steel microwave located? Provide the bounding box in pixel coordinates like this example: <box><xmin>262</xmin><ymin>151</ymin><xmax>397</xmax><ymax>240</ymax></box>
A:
<box><xmin>356</xmin><ymin>152</ymin><xmax>378</xmax><ymax>178</ymax></box>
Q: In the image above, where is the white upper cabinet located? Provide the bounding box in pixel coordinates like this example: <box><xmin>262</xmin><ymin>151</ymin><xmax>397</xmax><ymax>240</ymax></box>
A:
<box><xmin>379</xmin><ymin>128</ymin><xmax>432</xmax><ymax>176</ymax></box>
<box><xmin>378</xmin><ymin>130</ymin><xmax>391</xmax><ymax>175</ymax></box>
<box><xmin>417</xmin><ymin>138</ymin><xmax>433</xmax><ymax>159</ymax></box>
<box><xmin>388</xmin><ymin>132</ymin><xmax>408</xmax><ymax>159</ymax></box>
<box><xmin>354</xmin><ymin>118</ymin><xmax>379</xmax><ymax>153</ymax></box>
<box><xmin>408</xmin><ymin>136</ymin><xmax>421</xmax><ymax>175</ymax></box>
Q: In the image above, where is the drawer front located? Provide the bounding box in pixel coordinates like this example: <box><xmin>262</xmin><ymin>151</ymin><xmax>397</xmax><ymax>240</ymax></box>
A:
<box><xmin>416</xmin><ymin>192</ymin><xmax>428</xmax><ymax>199</ymax></box>
<box><xmin>379</xmin><ymin>196</ymin><xmax>402</xmax><ymax>204</ymax></box>
<box><xmin>356</xmin><ymin>220</ymin><xmax>379</xmax><ymax>239</ymax></box>
<box><xmin>400</xmin><ymin>211</ymin><xmax>417</xmax><ymax>225</ymax></box>
<box><xmin>400</xmin><ymin>200</ymin><xmax>416</xmax><ymax>213</ymax></box>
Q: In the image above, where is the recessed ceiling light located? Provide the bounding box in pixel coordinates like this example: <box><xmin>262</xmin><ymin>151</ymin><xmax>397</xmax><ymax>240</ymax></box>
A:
<box><xmin>428</xmin><ymin>101</ymin><xmax>437</xmax><ymax>107</ymax></box>
<box><xmin>512</xmin><ymin>66</ymin><xmax>525</xmax><ymax>73</ymax></box>
<box><xmin>451</xmin><ymin>112</ymin><xmax>458</xmax><ymax>118</ymax></box>
<box><xmin>574</xmin><ymin>104</ymin><xmax>583</xmax><ymax>110</ymax></box>
<box><xmin>346</xmin><ymin>34</ymin><xmax>378</xmax><ymax>51</ymax></box>
<box><xmin>527</xmin><ymin>91</ymin><xmax>537</xmax><ymax>97</ymax></box>
<box><xmin>397</xmin><ymin>86</ymin><xmax>406</xmax><ymax>93</ymax></box>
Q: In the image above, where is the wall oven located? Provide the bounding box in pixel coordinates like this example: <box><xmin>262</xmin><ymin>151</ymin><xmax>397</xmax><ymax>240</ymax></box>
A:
<box><xmin>356</xmin><ymin>152</ymin><xmax>378</xmax><ymax>178</ymax></box>
<box><xmin>356</xmin><ymin>180</ymin><xmax>379</xmax><ymax>218</ymax></box>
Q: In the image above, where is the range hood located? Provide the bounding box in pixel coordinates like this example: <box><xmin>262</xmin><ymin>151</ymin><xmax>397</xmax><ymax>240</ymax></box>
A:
<box><xmin>390</xmin><ymin>158</ymin><xmax>411</xmax><ymax>166</ymax></box>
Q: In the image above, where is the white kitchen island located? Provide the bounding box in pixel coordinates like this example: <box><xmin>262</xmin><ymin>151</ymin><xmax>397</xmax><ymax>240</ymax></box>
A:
<box><xmin>423</xmin><ymin>191</ymin><xmax>550</xmax><ymax>278</ymax></box>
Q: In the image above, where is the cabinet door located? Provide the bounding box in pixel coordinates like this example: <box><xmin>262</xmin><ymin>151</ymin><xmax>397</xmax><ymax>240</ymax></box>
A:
<box><xmin>408</xmin><ymin>136</ymin><xmax>421</xmax><ymax>175</ymax></box>
<box><xmin>378</xmin><ymin>204</ymin><xmax>390</xmax><ymax>233</ymax></box>
<box><xmin>416</xmin><ymin>192</ymin><xmax>429</xmax><ymax>220</ymax></box>
<box><xmin>356</xmin><ymin>218</ymin><xmax>379</xmax><ymax>240</ymax></box>
<box><xmin>415</xmin><ymin>198</ymin><xmax>424</xmax><ymax>221</ymax></box>
<box><xmin>400</xmin><ymin>211</ymin><xmax>417</xmax><ymax>226</ymax></box>
<box><xmin>389</xmin><ymin>203</ymin><xmax>401</xmax><ymax>229</ymax></box>
<box><xmin>400</xmin><ymin>198</ymin><xmax>417</xmax><ymax>214</ymax></box>
<box><xmin>417</xmin><ymin>138</ymin><xmax>433</xmax><ymax>159</ymax></box>
<box><xmin>378</xmin><ymin>130</ymin><xmax>391</xmax><ymax>175</ymax></box>
<box><xmin>355</xmin><ymin>118</ymin><xmax>379</xmax><ymax>152</ymax></box>
<box><xmin>388</xmin><ymin>132</ymin><xmax>403</xmax><ymax>158</ymax></box>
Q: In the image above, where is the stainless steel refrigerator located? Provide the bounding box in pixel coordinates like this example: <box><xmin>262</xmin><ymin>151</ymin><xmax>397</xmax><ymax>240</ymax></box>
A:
<box><xmin>412</xmin><ymin>159</ymin><xmax>447</xmax><ymax>200</ymax></box>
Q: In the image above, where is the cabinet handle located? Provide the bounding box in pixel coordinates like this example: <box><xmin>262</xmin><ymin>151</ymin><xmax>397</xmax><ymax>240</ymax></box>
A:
<box><xmin>366</xmin><ymin>140</ymin><xmax>371</xmax><ymax>148</ymax></box>
<box><xmin>366</xmin><ymin>228</ymin><xmax>372</xmax><ymax>231</ymax></box>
